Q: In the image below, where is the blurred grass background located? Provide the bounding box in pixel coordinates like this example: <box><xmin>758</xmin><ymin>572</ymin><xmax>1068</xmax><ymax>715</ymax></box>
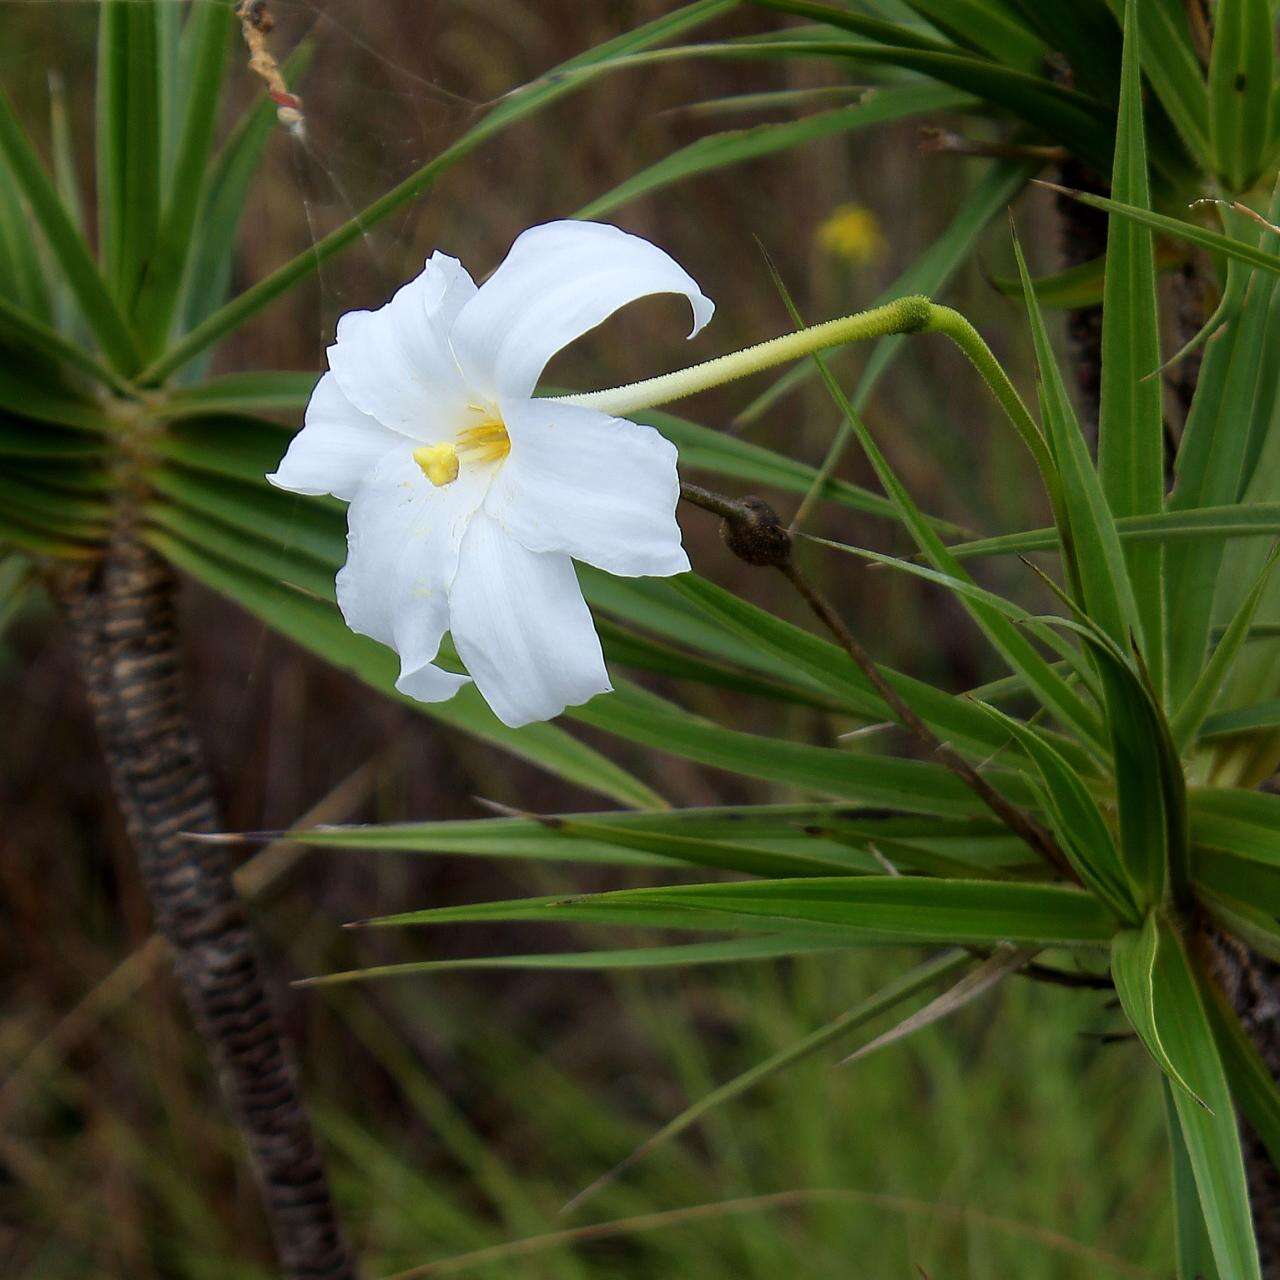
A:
<box><xmin>2</xmin><ymin>1</ymin><xmax>1172</xmax><ymax>1275</ymax></box>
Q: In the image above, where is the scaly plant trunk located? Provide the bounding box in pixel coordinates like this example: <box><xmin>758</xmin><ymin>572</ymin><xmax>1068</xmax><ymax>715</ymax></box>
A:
<box><xmin>60</xmin><ymin>532</ymin><xmax>358</xmax><ymax>1280</ymax></box>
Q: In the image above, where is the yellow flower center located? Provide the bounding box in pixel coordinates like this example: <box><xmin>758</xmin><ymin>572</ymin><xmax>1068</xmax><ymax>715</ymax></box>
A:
<box><xmin>413</xmin><ymin>419</ymin><xmax>511</xmax><ymax>488</ymax></box>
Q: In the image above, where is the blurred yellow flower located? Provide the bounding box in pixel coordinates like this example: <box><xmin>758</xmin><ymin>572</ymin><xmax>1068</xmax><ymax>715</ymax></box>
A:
<box><xmin>816</xmin><ymin>204</ymin><xmax>887</xmax><ymax>265</ymax></box>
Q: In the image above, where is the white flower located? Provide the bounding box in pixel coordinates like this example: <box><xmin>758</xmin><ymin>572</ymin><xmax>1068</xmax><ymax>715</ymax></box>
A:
<box><xmin>268</xmin><ymin>221</ymin><xmax>713</xmax><ymax>728</ymax></box>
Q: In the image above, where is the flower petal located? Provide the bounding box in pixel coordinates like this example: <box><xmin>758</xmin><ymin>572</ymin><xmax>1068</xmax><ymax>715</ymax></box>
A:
<box><xmin>267</xmin><ymin>373</ymin><xmax>403</xmax><ymax>501</ymax></box>
<box><xmin>449</xmin><ymin>513</ymin><xmax>611</xmax><ymax>726</ymax></box>
<box><xmin>448</xmin><ymin>221</ymin><xmax>713</xmax><ymax>401</ymax></box>
<box><xmin>326</xmin><ymin>251</ymin><xmax>477</xmax><ymax>437</ymax></box>
<box><xmin>335</xmin><ymin>443</ymin><xmax>487</xmax><ymax>700</ymax></box>
<box><xmin>487</xmin><ymin>398</ymin><xmax>689</xmax><ymax>577</ymax></box>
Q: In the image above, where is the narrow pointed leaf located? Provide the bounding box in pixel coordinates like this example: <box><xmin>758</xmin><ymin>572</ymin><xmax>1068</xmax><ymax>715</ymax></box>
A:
<box><xmin>1156</xmin><ymin>926</ymin><xmax>1263</xmax><ymax>1280</ymax></box>
<box><xmin>576</xmin><ymin>83</ymin><xmax>968</xmax><ymax>219</ymax></box>
<box><xmin>1163</xmin><ymin>1080</ymin><xmax>1222</xmax><ymax>1280</ymax></box>
<box><xmin>948</xmin><ymin>504</ymin><xmax>1280</xmax><ymax>561</ymax></box>
<box><xmin>836</xmin><ymin>946</ymin><xmax>1032</xmax><ymax>1065</ymax></box>
<box><xmin>300</xmin><ymin>935</ymin><xmax>845</xmax><ymax>987</ymax></box>
<box><xmin>97</xmin><ymin>0</ymin><xmax>161</xmax><ymax>308</ymax></box>
<box><xmin>1208</xmin><ymin>0</ymin><xmax>1274</xmax><ymax>192</ymax></box>
<box><xmin>1013</xmin><ymin>229</ymin><xmax>1141</xmax><ymax>652</ymax></box>
<box><xmin>134</xmin><ymin>0</ymin><xmax>234</xmax><ymax>350</ymax></box>
<box><xmin>145</xmin><ymin>529</ymin><xmax>664</xmax><ymax>809</ymax></box>
<box><xmin>975</xmin><ymin>701</ymin><xmax>1135</xmax><ymax>920</ymax></box>
<box><xmin>1165</xmin><ymin>190</ymin><xmax>1280</xmax><ymax>704</ymax></box>
<box><xmin>372</xmin><ymin>876</ymin><xmax>1116</xmax><ymax>947</ymax></box>
<box><xmin>1172</xmin><ymin>542</ymin><xmax>1280</xmax><ymax>751</ymax></box>
<box><xmin>1112</xmin><ymin>914</ymin><xmax>1208</xmax><ymax>1105</ymax></box>
<box><xmin>0</xmin><ymin>88</ymin><xmax>138</xmax><ymax>372</ymax></box>
<box><xmin>1099</xmin><ymin>0</ymin><xmax>1164</xmax><ymax>689</ymax></box>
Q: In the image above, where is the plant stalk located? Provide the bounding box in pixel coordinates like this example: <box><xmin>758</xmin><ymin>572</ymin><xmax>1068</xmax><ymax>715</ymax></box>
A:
<box><xmin>59</xmin><ymin>534</ymin><xmax>358</xmax><ymax>1280</ymax></box>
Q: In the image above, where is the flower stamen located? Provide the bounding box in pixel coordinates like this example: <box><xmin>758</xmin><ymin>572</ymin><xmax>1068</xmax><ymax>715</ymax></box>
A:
<box><xmin>413</xmin><ymin>421</ymin><xmax>511</xmax><ymax>488</ymax></box>
<box><xmin>457</xmin><ymin>420</ymin><xmax>511</xmax><ymax>466</ymax></box>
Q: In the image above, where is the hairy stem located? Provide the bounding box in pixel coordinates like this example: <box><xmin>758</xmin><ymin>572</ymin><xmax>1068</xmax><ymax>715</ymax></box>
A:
<box><xmin>59</xmin><ymin>535</ymin><xmax>357</xmax><ymax>1280</ymax></box>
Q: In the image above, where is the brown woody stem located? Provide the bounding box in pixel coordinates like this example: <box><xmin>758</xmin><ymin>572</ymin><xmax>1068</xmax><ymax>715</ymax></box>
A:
<box><xmin>59</xmin><ymin>534</ymin><xmax>357</xmax><ymax>1280</ymax></box>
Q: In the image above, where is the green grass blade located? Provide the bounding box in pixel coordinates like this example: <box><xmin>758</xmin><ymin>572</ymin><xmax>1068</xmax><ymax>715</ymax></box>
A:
<box><xmin>576</xmin><ymin>82</ymin><xmax>969</xmax><ymax>219</ymax></box>
<box><xmin>948</xmin><ymin>504</ymin><xmax>1280</xmax><ymax>560</ymax></box>
<box><xmin>1199</xmin><ymin>968</ymin><xmax>1280</xmax><ymax>1177</ymax></box>
<box><xmin>1171</xmin><ymin>543</ymin><xmax>1280</xmax><ymax>751</ymax></box>
<box><xmin>0</xmin><ymin>359</ymin><xmax>112</xmax><ymax>431</ymax></box>
<box><xmin>770</xmin><ymin>277</ymin><xmax>1104</xmax><ymax>749</ymax></box>
<box><xmin>714</xmin><ymin>30</ymin><xmax>1118</xmax><ymax>174</ymax></box>
<box><xmin>285</xmin><ymin>805</ymin><xmax>1024</xmax><ymax>873</ymax></box>
<box><xmin>1099</xmin><ymin>0</ymin><xmax>1165</xmax><ymax>690</ymax></box>
<box><xmin>1190</xmin><ymin>787</ymin><xmax>1280</xmax><ymax>865</ymax></box>
<box><xmin>142</xmin><ymin>0</ymin><xmax>736</xmax><ymax>384</ymax></box>
<box><xmin>1165</xmin><ymin>188</ymin><xmax>1280</xmax><ymax>704</ymax></box>
<box><xmin>1012</xmin><ymin>228</ymin><xmax>1142</xmax><ymax>653</ymax></box>
<box><xmin>1007</xmin><ymin>0</ymin><xmax>1120</xmax><ymax>99</ymax></box>
<box><xmin>803</xmin><ymin>535</ymin><xmax>1106</xmax><ymax>700</ymax></box>
<box><xmin>0</xmin><ymin>88</ymin><xmax>138</xmax><ymax>373</ymax></box>
<box><xmin>1156</xmin><ymin>925</ymin><xmax>1263</xmax><ymax>1280</ymax></box>
<box><xmin>300</xmin><ymin>936</ymin><xmax>846</xmax><ymax>988</ymax></box>
<box><xmin>177</xmin><ymin>41</ymin><xmax>314</xmax><ymax>344</ymax></box>
<box><xmin>990</xmin><ymin>243</ymin><xmax>1186</xmax><ymax>310</ymax></box>
<box><xmin>1104</xmin><ymin>0</ymin><xmax>1210</xmax><ymax>166</ymax></box>
<box><xmin>898</xmin><ymin>0</ymin><xmax>1046</xmax><ymax>70</ymax></box>
<box><xmin>47</xmin><ymin>71</ymin><xmax>87</xmax><ymax>337</ymax></box>
<box><xmin>371</xmin><ymin>876</ymin><xmax>1116</xmax><ymax>947</ymax></box>
<box><xmin>1200</xmin><ymin>699</ymin><xmax>1280</xmax><ymax>741</ymax></box>
<box><xmin>133</xmin><ymin>0</ymin><xmax>233</xmax><ymax>351</ymax></box>
<box><xmin>0</xmin><ymin>142</ymin><xmax>49</xmax><ymax>323</ymax></box>
<box><xmin>145</xmin><ymin>528</ymin><xmax>664</xmax><ymax>809</ymax></box>
<box><xmin>1163</xmin><ymin>1079</ymin><xmax>1223</xmax><ymax>1280</ymax></box>
<box><xmin>569</xmin><ymin>684</ymin><xmax>1004</xmax><ymax>817</ymax></box>
<box><xmin>0</xmin><ymin>295</ymin><xmax>131</xmax><ymax>395</ymax></box>
<box><xmin>1046</xmin><ymin>184</ymin><xmax>1280</xmax><ymax>279</ymax></box>
<box><xmin>1112</xmin><ymin>914</ymin><xmax>1208</xmax><ymax>1104</ymax></box>
<box><xmin>96</xmin><ymin>0</ymin><xmax>161</xmax><ymax>309</ymax></box>
<box><xmin>1208</xmin><ymin>0</ymin><xmax>1274</xmax><ymax>192</ymax></box>
<box><xmin>976</xmin><ymin>701</ymin><xmax>1135</xmax><ymax>920</ymax></box>
<box><xmin>671</xmin><ymin>571</ymin><xmax>1097</xmax><ymax>766</ymax></box>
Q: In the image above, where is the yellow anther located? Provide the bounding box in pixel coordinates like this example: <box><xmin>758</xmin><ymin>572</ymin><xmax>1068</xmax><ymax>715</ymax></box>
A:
<box><xmin>457</xmin><ymin>420</ymin><xmax>511</xmax><ymax>465</ymax></box>
<box><xmin>413</xmin><ymin>442</ymin><xmax>460</xmax><ymax>487</ymax></box>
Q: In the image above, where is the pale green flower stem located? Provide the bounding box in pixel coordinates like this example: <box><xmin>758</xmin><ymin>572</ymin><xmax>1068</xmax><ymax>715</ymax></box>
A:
<box><xmin>556</xmin><ymin>294</ymin><xmax>1058</xmax><ymax>505</ymax></box>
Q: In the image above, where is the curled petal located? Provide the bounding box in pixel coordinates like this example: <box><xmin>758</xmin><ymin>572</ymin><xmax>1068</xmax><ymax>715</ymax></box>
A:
<box><xmin>267</xmin><ymin>373</ymin><xmax>403</xmax><ymax>501</ymax></box>
<box><xmin>326</xmin><ymin>251</ymin><xmax>477</xmax><ymax>437</ymax></box>
<box><xmin>448</xmin><ymin>221</ymin><xmax>713</xmax><ymax>401</ymax></box>
<box><xmin>449</xmin><ymin>514</ymin><xmax>611</xmax><ymax>727</ymax></box>
<box><xmin>488</xmin><ymin>399</ymin><xmax>688</xmax><ymax>577</ymax></box>
<box><xmin>335</xmin><ymin>445</ymin><xmax>486</xmax><ymax>700</ymax></box>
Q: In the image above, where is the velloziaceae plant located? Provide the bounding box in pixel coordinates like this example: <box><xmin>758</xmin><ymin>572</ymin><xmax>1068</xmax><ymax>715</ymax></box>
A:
<box><xmin>282</xmin><ymin>5</ymin><xmax>1280</xmax><ymax>1278</ymax></box>
<box><xmin>8</xmin><ymin>0</ymin><xmax>1280</xmax><ymax>1276</ymax></box>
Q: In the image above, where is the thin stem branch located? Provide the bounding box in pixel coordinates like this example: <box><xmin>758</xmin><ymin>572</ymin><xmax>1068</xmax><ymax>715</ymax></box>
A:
<box><xmin>678</xmin><ymin>483</ymin><xmax>1074</xmax><ymax>880</ymax></box>
<box><xmin>778</xmin><ymin>558</ymin><xmax>1074</xmax><ymax>879</ymax></box>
